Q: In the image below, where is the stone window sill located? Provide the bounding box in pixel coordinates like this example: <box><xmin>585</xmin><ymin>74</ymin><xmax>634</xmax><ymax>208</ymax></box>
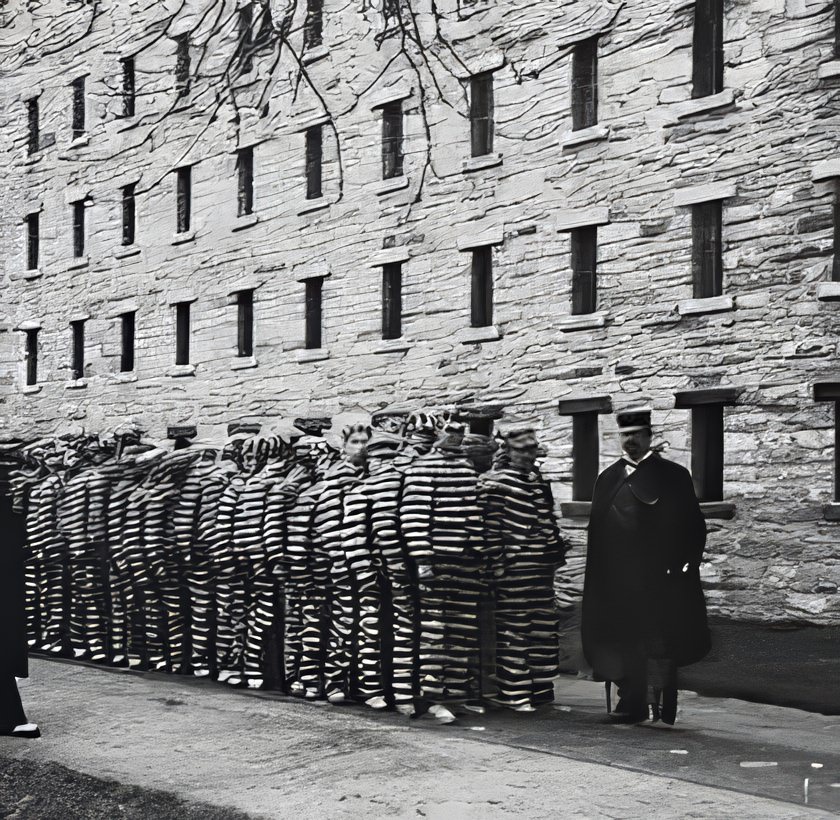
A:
<box><xmin>560</xmin><ymin>125</ymin><xmax>610</xmax><ymax>149</ymax></box>
<box><xmin>302</xmin><ymin>45</ymin><xmax>330</xmax><ymax>65</ymax></box>
<box><xmin>296</xmin><ymin>348</ymin><xmax>330</xmax><ymax>363</ymax></box>
<box><xmin>669</xmin><ymin>89</ymin><xmax>736</xmax><ymax>121</ymax></box>
<box><xmin>375</xmin><ymin>176</ymin><xmax>409</xmax><ymax>196</ymax></box>
<box><xmin>677</xmin><ymin>295</ymin><xmax>734</xmax><ymax>317</ymax></box>
<box><xmin>373</xmin><ymin>338</ymin><xmax>412</xmax><ymax>354</ymax></box>
<box><xmin>460</xmin><ymin>325</ymin><xmax>502</xmax><ymax>344</ymax></box>
<box><xmin>816</xmin><ymin>282</ymin><xmax>840</xmax><ymax>302</ymax></box>
<box><xmin>111</xmin><ymin>372</ymin><xmax>138</xmax><ymax>383</ymax></box>
<box><xmin>64</xmin><ymin>378</ymin><xmax>88</xmax><ymax>390</ymax></box>
<box><xmin>231</xmin><ymin>356</ymin><xmax>258</xmax><ymax>370</ymax></box>
<box><xmin>168</xmin><ymin>364</ymin><xmax>196</xmax><ymax>377</ymax></box>
<box><xmin>462</xmin><ymin>153</ymin><xmax>503</xmax><ymax>173</ymax></box>
<box><xmin>116</xmin><ymin>115</ymin><xmax>141</xmax><ymax>133</ymax></box>
<box><xmin>21</xmin><ymin>384</ymin><xmax>42</xmax><ymax>395</ymax></box>
<box><xmin>818</xmin><ymin>61</ymin><xmax>840</xmax><ymax>80</ymax></box>
<box><xmin>557</xmin><ymin>311</ymin><xmax>609</xmax><ymax>332</ymax></box>
<box><xmin>823</xmin><ymin>502</ymin><xmax>840</xmax><ymax>521</ymax></box>
<box><xmin>297</xmin><ymin>198</ymin><xmax>330</xmax><ymax>216</ymax></box>
<box><xmin>114</xmin><ymin>245</ymin><xmax>141</xmax><ymax>260</ymax></box>
<box><xmin>560</xmin><ymin>501</ymin><xmax>591</xmax><ymax>520</ymax></box>
<box><xmin>231</xmin><ymin>213</ymin><xmax>259</xmax><ymax>232</ymax></box>
<box><xmin>21</xmin><ymin>155</ymin><xmax>43</xmax><ymax>166</ymax></box>
<box><xmin>66</xmin><ymin>256</ymin><xmax>89</xmax><ymax>271</ymax></box>
<box><xmin>68</xmin><ymin>134</ymin><xmax>90</xmax><ymax>149</ymax></box>
<box><xmin>23</xmin><ymin>268</ymin><xmax>43</xmax><ymax>280</ymax></box>
<box><xmin>171</xmin><ymin>230</ymin><xmax>196</xmax><ymax>246</ymax></box>
<box><xmin>701</xmin><ymin>501</ymin><xmax>736</xmax><ymax>520</ymax></box>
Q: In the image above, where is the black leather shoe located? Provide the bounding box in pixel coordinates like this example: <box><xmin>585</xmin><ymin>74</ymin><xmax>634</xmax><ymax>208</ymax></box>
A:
<box><xmin>608</xmin><ymin>709</ymin><xmax>648</xmax><ymax>724</ymax></box>
<box><xmin>661</xmin><ymin>688</ymin><xmax>678</xmax><ymax>725</ymax></box>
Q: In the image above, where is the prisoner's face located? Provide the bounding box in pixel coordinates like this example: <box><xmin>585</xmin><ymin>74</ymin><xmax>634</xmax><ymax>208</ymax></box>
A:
<box><xmin>620</xmin><ymin>429</ymin><xmax>652</xmax><ymax>461</ymax></box>
<box><xmin>344</xmin><ymin>431</ymin><xmax>370</xmax><ymax>465</ymax></box>
<box><xmin>510</xmin><ymin>443</ymin><xmax>538</xmax><ymax>471</ymax></box>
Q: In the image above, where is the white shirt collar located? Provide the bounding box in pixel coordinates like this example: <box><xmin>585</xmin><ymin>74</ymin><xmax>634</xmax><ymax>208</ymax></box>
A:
<box><xmin>622</xmin><ymin>449</ymin><xmax>653</xmax><ymax>467</ymax></box>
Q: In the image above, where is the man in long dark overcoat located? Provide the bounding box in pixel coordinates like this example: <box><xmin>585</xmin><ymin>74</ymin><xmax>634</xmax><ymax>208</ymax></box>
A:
<box><xmin>581</xmin><ymin>408</ymin><xmax>710</xmax><ymax>724</ymax></box>
<box><xmin>1</xmin><ymin>459</ymin><xmax>40</xmax><ymax>737</ymax></box>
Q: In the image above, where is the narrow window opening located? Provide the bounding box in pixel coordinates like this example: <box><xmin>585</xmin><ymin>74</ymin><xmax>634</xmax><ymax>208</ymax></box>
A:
<box><xmin>122</xmin><ymin>183</ymin><xmax>136</xmax><ymax>246</ymax></box>
<box><xmin>469</xmin><ymin>418</ymin><xmax>493</xmax><ymax>437</ymax></box>
<box><xmin>120</xmin><ymin>311</ymin><xmax>135</xmax><ymax>372</ymax></box>
<box><xmin>304</xmin><ymin>0</ymin><xmax>323</xmax><ymax>50</ymax></box>
<box><xmin>121</xmin><ymin>56</ymin><xmax>136</xmax><ymax>118</ymax></box>
<box><xmin>238</xmin><ymin>4</ymin><xmax>254</xmax><ymax>73</ymax></box>
<box><xmin>305</xmin><ymin>277</ymin><xmax>323</xmax><ymax>350</ymax></box>
<box><xmin>571</xmin><ymin>412</ymin><xmax>599</xmax><ymax>501</ymax></box>
<box><xmin>572</xmin><ymin>36</ymin><xmax>598</xmax><ymax>131</ymax></box>
<box><xmin>470</xmin><ymin>246</ymin><xmax>493</xmax><ymax>328</ymax></box>
<box><xmin>692</xmin><ymin>0</ymin><xmax>724</xmax><ymax>98</ymax></box>
<box><xmin>381</xmin><ymin>101</ymin><xmax>404</xmax><ymax>180</ymax></box>
<box><xmin>382</xmin><ymin>262</ymin><xmax>402</xmax><ymax>340</ymax></box>
<box><xmin>571</xmin><ymin>225</ymin><xmax>597</xmax><ymax>315</ymax></box>
<box><xmin>470</xmin><ymin>72</ymin><xmax>494</xmax><ymax>157</ymax></box>
<box><xmin>237</xmin><ymin>147</ymin><xmax>254</xmax><ymax>216</ymax></box>
<box><xmin>692</xmin><ymin>200</ymin><xmax>723</xmax><ymax>298</ymax></box>
<box><xmin>175</xmin><ymin>302</ymin><xmax>191</xmax><ymax>365</ymax></box>
<box><xmin>835</xmin><ymin>0</ymin><xmax>840</xmax><ymax>59</ymax></box>
<box><xmin>71</xmin><ymin>76</ymin><xmax>86</xmax><ymax>139</ymax></box>
<box><xmin>26</xmin><ymin>98</ymin><xmax>39</xmax><ymax>155</ymax></box>
<box><xmin>25</xmin><ymin>329</ymin><xmax>39</xmax><ymax>387</ymax></box>
<box><xmin>691</xmin><ymin>404</ymin><xmax>724</xmax><ymax>502</ymax></box>
<box><xmin>26</xmin><ymin>213</ymin><xmax>39</xmax><ymax>271</ymax></box>
<box><xmin>237</xmin><ymin>290</ymin><xmax>254</xmax><ymax>357</ymax></box>
<box><xmin>175</xmin><ymin>33</ymin><xmax>191</xmax><ymax>93</ymax></box>
<box><xmin>176</xmin><ymin>166</ymin><xmax>192</xmax><ymax>233</ymax></box>
<box><xmin>70</xmin><ymin>320</ymin><xmax>85</xmax><ymax>380</ymax></box>
<box><xmin>72</xmin><ymin>200</ymin><xmax>86</xmax><ymax>258</ymax></box>
<box><xmin>305</xmin><ymin>125</ymin><xmax>323</xmax><ymax>199</ymax></box>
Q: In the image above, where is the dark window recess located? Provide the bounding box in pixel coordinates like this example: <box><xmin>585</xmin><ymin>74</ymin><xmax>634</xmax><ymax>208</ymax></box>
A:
<box><xmin>26</xmin><ymin>98</ymin><xmax>39</xmax><ymax>155</ymax></box>
<box><xmin>691</xmin><ymin>404</ymin><xmax>724</xmax><ymax>502</ymax></box>
<box><xmin>304</xmin><ymin>277</ymin><xmax>323</xmax><ymax>350</ymax></box>
<box><xmin>692</xmin><ymin>200</ymin><xmax>723</xmax><ymax>298</ymax></box>
<box><xmin>71</xmin><ymin>76</ymin><xmax>86</xmax><ymax>139</ymax></box>
<box><xmin>571</xmin><ymin>36</ymin><xmax>598</xmax><ymax>131</ymax></box>
<box><xmin>381</xmin><ymin>101</ymin><xmax>404</xmax><ymax>180</ymax></box>
<box><xmin>469</xmin><ymin>418</ymin><xmax>493</xmax><ymax>437</ymax></box>
<box><xmin>175</xmin><ymin>33</ymin><xmax>191</xmax><ymax>92</ymax></box>
<box><xmin>238</xmin><ymin>3</ymin><xmax>254</xmax><ymax>72</ymax></box>
<box><xmin>305</xmin><ymin>125</ymin><xmax>323</xmax><ymax>199</ymax></box>
<box><xmin>71</xmin><ymin>320</ymin><xmax>85</xmax><ymax>380</ymax></box>
<box><xmin>26</xmin><ymin>212</ymin><xmax>39</xmax><ymax>270</ymax></box>
<box><xmin>122</xmin><ymin>183</ymin><xmax>136</xmax><ymax>246</ymax></box>
<box><xmin>237</xmin><ymin>147</ymin><xmax>254</xmax><ymax>217</ymax></box>
<box><xmin>382</xmin><ymin>262</ymin><xmax>402</xmax><ymax>340</ymax></box>
<box><xmin>121</xmin><ymin>56</ymin><xmax>136</xmax><ymax>118</ymax></box>
<box><xmin>834</xmin><ymin>180</ymin><xmax>840</xmax><ymax>283</ymax></box>
<box><xmin>175</xmin><ymin>302</ymin><xmax>191</xmax><ymax>365</ymax></box>
<box><xmin>571</xmin><ymin>225</ymin><xmax>597</xmax><ymax>315</ymax></box>
<box><xmin>470</xmin><ymin>72</ymin><xmax>494</xmax><ymax>157</ymax></box>
<box><xmin>572</xmin><ymin>412</ymin><xmax>599</xmax><ymax>502</ymax></box>
<box><xmin>120</xmin><ymin>311</ymin><xmax>135</xmax><ymax>372</ymax></box>
<box><xmin>25</xmin><ymin>329</ymin><xmax>38</xmax><ymax>387</ymax></box>
<box><xmin>470</xmin><ymin>246</ymin><xmax>493</xmax><ymax>328</ymax></box>
<box><xmin>237</xmin><ymin>290</ymin><xmax>254</xmax><ymax>357</ymax></box>
<box><xmin>692</xmin><ymin>0</ymin><xmax>724</xmax><ymax>98</ymax></box>
<box><xmin>304</xmin><ymin>0</ymin><xmax>323</xmax><ymax>49</ymax></box>
<box><xmin>72</xmin><ymin>200</ymin><xmax>86</xmax><ymax>258</ymax></box>
<box><xmin>176</xmin><ymin>166</ymin><xmax>192</xmax><ymax>233</ymax></box>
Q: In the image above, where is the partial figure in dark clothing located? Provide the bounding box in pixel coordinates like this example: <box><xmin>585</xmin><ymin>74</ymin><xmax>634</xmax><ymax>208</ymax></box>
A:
<box><xmin>582</xmin><ymin>407</ymin><xmax>710</xmax><ymax>725</ymax></box>
<box><xmin>0</xmin><ymin>460</ymin><xmax>40</xmax><ymax>738</ymax></box>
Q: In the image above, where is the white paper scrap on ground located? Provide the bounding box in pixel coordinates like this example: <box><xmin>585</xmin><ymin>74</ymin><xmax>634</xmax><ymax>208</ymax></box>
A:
<box><xmin>811</xmin><ymin>763</ymin><xmax>824</xmax><ymax>768</ymax></box>
<box><xmin>739</xmin><ymin>761</ymin><xmax>779</xmax><ymax>768</ymax></box>
<box><xmin>469</xmin><ymin>726</ymin><xmax>485</xmax><ymax>731</ymax></box>
<box><xmin>669</xmin><ymin>750</ymin><xmax>689</xmax><ymax>755</ymax></box>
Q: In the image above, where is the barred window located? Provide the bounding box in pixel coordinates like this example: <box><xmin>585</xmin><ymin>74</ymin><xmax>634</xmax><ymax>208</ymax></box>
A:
<box><xmin>120</xmin><ymin>311</ymin><xmax>135</xmax><ymax>372</ymax></box>
<box><xmin>305</xmin><ymin>125</ymin><xmax>323</xmax><ymax>200</ymax></box>
<box><xmin>382</xmin><ymin>262</ymin><xmax>402</xmax><ymax>340</ymax></box>
<box><xmin>469</xmin><ymin>72</ymin><xmax>494</xmax><ymax>157</ymax></box>
<box><xmin>25</xmin><ymin>329</ymin><xmax>39</xmax><ymax>386</ymax></box>
<box><xmin>381</xmin><ymin>101</ymin><xmax>404</xmax><ymax>180</ymax></box>
<box><xmin>72</xmin><ymin>200</ymin><xmax>86</xmax><ymax>258</ymax></box>
<box><xmin>304</xmin><ymin>0</ymin><xmax>323</xmax><ymax>50</ymax></box>
<box><xmin>572</xmin><ymin>37</ymin><xmax>598</xmax><ymax>131</ymax></box>
<box><xmin>26</xmin><ymin>213</ymin><xmax>39</xmax><ymax>271</ymax></box>
<box><xmin>238</xmin><ymin>3</ymin><xmax>254</xmax><ymax>73</ymax></box>
<box><xmin>175</xmin><ymin>302</ymin><xmax>191</xmax><ymax>365</ymax></box>
<box><xmin>305</xmin><ymin>277</ymin><xmax>323</xmax><ymax>349</ymax></box>
<box><xmin>122</xmin><ymin>183</ymin><xmax>136</xmax><ymax>246</ymax></box>
<box><xmin>121</xmin><ymin>56</ymin><xmax>136</xmax><ymax>117</ymax></box>
<box><xmin>71</xmin><ymin>76</ymin><xmax>86</xmax><ymax>139</ymax></box>
<box><xmin>71</xmin><ymin>320</ymin><xmax>85</xmax><ymax>380</ymax></box>
<box><xmin>236</xmin><ymin>290</ymin><xmax>254</xmax><ymax>357</ymax></box>
<box><xmin>26</xmin><ymin>98</ymin><xmax>39</xmax><ymax>155</ymax></box>
<box><xmin>692</xmin><ymin>0</ymin><xmax>724</xmax><ymax>98</ymax></box>
<box><xmin>175</xmin><ymin>33</ymin><xmax>191</xmax><ymax>92</ymax></box>
<box><xmin>176</xmin><ymin>166</ymin><xmax>192</xmax><ymax>233</ymax></box>
<box><xmin>571</xmin><ymin>226</ymin><xmax>597</xmax><ymax>315</ymax></box>
<box><xmin>557</xmin><ymin>397</ymin><xmax>612</xmax><ymax>503</ymax></box>
<box><xmin>692</xmin><ymin>200</ymin><xmax>723</xmax><ymax>298</ymax></box>
<box><xmin>237</xmin><ymin>147</ymin><xmax>254</xmax><ymax>217</ymax></box>
<box><xmin>470</xmin><ymin>246</ymin><xmax>493</xmax><ymax>328</ymax></box>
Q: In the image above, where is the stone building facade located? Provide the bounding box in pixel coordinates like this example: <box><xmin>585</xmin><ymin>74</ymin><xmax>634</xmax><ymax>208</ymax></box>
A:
<box><xmin>1</xmin><ymin>0</ymin><xmax>840</xmax><ymax>626</ymax></box>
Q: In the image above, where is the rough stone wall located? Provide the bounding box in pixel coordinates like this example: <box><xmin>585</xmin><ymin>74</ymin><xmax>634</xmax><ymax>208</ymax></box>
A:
<box><xmin>1</xmin><ymin>0</ymin><xmax>840</xmax><ymax>624</ymax></box>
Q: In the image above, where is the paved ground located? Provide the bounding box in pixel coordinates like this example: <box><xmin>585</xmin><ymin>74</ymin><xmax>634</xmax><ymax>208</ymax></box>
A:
<box><xmin>0</xmin><ymin>659</ymin><xmax>838</xmax><ymax>819</ymax></box>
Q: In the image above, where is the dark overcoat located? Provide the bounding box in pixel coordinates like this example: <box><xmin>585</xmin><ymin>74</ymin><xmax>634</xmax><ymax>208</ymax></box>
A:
<box><xmin>0</xmin><ymin>491</ymin><xmax>28</xmax><ymax>678</ymax></box>
<box><xmin>581</xmin><ymin>454</ymin><xmax>710</xmax><ymax>681</ymax></box>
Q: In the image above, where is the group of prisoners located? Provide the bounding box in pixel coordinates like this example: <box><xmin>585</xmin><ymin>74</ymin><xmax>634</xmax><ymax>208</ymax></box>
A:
<box><xmin>9</xmin><ymin>409</ymin><xmax>568</xmax><ymax>722</ymax></box>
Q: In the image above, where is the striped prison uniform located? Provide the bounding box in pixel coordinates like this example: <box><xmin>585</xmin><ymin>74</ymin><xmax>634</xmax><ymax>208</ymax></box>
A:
<box><xmin>400</xmin><ymin>447</ymin><xmax>486</xmax><ymax>703</ymax></box>
<box><xmin>479</xmin><ymin>466</ymin><xmax>567</xmax><ymax>707</ymax></box>
<box><xmin>341</xmin><ymin>455</ymin><xmax>415</xmax><ymax>706</ymax></box>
